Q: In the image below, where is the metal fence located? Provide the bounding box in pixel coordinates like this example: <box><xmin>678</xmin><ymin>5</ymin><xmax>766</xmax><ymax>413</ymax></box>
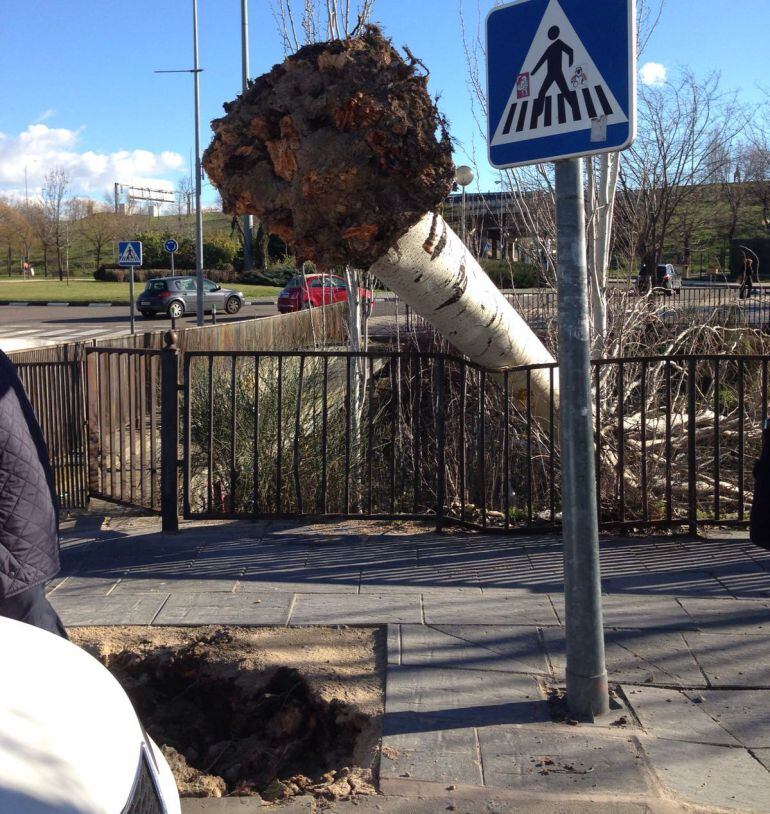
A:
<box><xmin>179</xmin><ymin>348</ymin><xmax>768</xmax><ymax>533</ymax></box>
<box><xmin>403</xmin><ymin>286</ymin><xmax>770</xmax><ymax>336</ymax></box>
<box><xmin>84</xmin><ymin>348</ymin><xmax>163</xmax><ymax>513</ymax></box>
<box><xmin>14</xmin><ymin>361</ymin><xmax>88</xmax><ymax>510</ymax></box>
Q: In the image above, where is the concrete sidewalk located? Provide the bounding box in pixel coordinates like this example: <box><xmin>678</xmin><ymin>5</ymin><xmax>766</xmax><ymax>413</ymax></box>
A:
<box><xmin>51</xmin><ymin>517</ymin><xmax>770</xmax><ymax>813</ymax></box>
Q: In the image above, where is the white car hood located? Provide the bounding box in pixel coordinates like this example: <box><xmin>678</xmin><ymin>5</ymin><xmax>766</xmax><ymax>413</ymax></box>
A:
<box><xmin>0</xmin><ymin>617</ymin><xmax>151</xmax><ymax>814</ymax></box>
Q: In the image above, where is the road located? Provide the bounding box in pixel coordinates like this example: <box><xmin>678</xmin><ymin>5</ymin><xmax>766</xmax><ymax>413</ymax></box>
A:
<box><xmin>0</xmin><ymin>299</ymin><xmax>403</xmax><ymax>352</ymax></box>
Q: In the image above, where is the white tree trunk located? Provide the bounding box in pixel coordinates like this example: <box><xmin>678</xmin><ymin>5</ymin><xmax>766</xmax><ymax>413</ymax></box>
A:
<box><xmin>586</xmin><ymin>152</ymin><xmax>620</xmax><ymax>344</ymax></box>
<box><xmin>370</xmin><ymin>212</ymin><xmax>557</xmax><ymax>413</ymax></box>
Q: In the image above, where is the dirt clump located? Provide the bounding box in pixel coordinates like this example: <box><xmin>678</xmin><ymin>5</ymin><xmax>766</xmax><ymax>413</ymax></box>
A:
<box><xmin>71</xmin><ymin>626</ymin><xmax>382</xmax><ymax>801</ymax></box>
<box><xmin>202</xmin><ymin>25</ymin><xmax>454</xmax><ymax>270</ymax></box>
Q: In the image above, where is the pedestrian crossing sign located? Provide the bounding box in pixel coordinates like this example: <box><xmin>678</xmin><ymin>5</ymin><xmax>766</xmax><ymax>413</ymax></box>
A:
<box><xmin>487</xmin><ymin>0</ymin><xmax>636</xmax><ymax>168</ymax></box>
<box><xmin>117</xmin><ymin>241</ymin><xmax>143</xmax><ymax>267</ymax></box>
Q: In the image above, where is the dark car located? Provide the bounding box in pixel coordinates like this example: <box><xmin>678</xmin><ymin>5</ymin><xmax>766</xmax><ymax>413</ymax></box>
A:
<box><xmin>136</xmin><ymin>276</ymin><xmax>245</xmax><ymax>319</ymax></box>
<box><xmin>637</xmin><ymin>264</ymin><xmax>682</xmax><ymax>296</ymax></box>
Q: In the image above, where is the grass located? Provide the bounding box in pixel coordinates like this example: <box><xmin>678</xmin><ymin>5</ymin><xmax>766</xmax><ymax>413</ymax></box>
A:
<box><xmin>0</xmin><ymin>279</ymin><xmax>281</xmax><ymax>304</ymax></box>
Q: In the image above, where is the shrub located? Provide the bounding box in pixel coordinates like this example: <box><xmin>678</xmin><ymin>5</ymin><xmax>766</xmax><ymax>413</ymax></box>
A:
<box><xmin>481</xmin><ymin>259</ymin><xmax>541</xmax><ymax>289</ymax></box>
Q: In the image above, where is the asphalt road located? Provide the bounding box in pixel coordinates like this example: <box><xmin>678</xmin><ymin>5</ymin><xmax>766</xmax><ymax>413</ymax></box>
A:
<box><xmin>0</xmin><ymin>299</ymin><xmax>403</xmax><ymax>352</ymax></box>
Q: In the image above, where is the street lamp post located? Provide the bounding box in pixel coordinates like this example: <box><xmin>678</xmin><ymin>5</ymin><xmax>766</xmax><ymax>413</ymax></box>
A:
<box><xmin>241</xmin><ymin>0</ymin><xmax>254</xmax><ymax>272</ymax></box>
<box><xmin>455</xmin><ymin>165</ymin><xmax>474</xmax><ymax>249</ymax></box>
<box><xmin>192</xmin><ymin>0</ymin><xmax>205</xmax><ymax>326</ymax></box>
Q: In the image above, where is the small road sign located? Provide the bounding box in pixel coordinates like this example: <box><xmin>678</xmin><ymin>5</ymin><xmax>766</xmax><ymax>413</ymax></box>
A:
<box><xmin>164</xmin><ymin>239</ymin><xmax>179</xmax><ymax>254</ymax></box>
<box><xmin>487</xmin><ymin>0</ymin><xmax>636</xmax><ymax>168</ymax></box>
<box><xmin>117</xmin><ymin>241</ymin><xmax>143</xmax><ymax>267</ymax></box>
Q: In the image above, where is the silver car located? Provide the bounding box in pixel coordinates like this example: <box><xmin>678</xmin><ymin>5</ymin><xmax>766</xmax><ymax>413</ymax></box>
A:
<box><xmin>136</xmin><ymin>276</ymin><xmax>245</xmax><ymax>319</ymax></box>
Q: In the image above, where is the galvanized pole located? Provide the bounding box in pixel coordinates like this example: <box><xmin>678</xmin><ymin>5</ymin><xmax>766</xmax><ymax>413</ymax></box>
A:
<box><xmin>240</xmin><ymin>0</ymin><xmax>254</xmax><ymax>272</ymax></box>
<box><xmin>129</xmin><ymin>267</ymin><xmax>136</xmax><ymax>335</ymax></box>
<box><xmin>554</xmin><ymin>158</ymin><xmax>609</xmax><ymax>721</ymax></box>
<box><xmin>192</xmin><ymin>0</ymin><xmax>205</xmax><ymax>326</ymax></box>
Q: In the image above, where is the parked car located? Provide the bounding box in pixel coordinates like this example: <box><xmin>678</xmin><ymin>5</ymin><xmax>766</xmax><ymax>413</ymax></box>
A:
<box><xmin>0</xmin><ymin>615</ymin><xmax>181</xmax><ymax>813</ymax></box>
<box><xmin>137</xmin><ymin>276</ymin><xmax>245</xmax><ymax>319</ymax></box>
<box><xmin>277</xmin><ymin>273</ymin><xmax>373</xmax><ymax>314</ymax></box>
<box><xmin>637</xmin><ymin>263</ymin><xmax>682</xmax><ymax>296</ymax></box>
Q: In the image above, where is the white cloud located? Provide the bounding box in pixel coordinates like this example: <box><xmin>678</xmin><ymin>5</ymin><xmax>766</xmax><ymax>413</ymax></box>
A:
<box><xmin>0</xmin><ymin>124</ymin><xmax>183</xmax><ymax>201</ymax></box>
<box><xmin>640</xmin><ymin>62</ymin><xmax>667</xmax><ymax>87</ymax></box>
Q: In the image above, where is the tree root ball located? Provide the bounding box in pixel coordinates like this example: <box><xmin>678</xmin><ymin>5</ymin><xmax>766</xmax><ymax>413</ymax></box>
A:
<box><xmin>202</xmin><ymin>26</ymin><xmax>455</xmax><ymax>269</ymax></box>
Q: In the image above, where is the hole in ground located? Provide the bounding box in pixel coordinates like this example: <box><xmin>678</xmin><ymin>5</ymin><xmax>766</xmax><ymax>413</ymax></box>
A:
<box><xmin>97</xmin><ymin>629</ymin><xmax>379</xmax><ymax>801</ymax></box>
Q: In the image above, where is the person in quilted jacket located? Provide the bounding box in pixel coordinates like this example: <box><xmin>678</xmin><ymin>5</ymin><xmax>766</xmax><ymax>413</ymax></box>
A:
<box><xmin>0</xmin><ymin>350</ymin><xmax>67</xmax><ymax>638</ymax></box>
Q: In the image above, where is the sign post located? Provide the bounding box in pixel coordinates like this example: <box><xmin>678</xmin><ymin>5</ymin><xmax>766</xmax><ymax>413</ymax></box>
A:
<box><xmin>164</xmin><ymin>238</ymin><xmax>179</xmax><ymax>275</ymax></box>
<box><xmin>118</xmin><ymin>241</ymin><xmax>143</xmax><ymax>336</ymax></box>
<box><xmin>487</xmin><ymin>0</ymin><xmax>635</xmax><ymax>721</ymax></box>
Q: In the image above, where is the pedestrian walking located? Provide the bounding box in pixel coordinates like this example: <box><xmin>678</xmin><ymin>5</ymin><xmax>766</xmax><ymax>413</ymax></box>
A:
<box><xmin>739</xmin><ymin>258</ymin><xmax>754</xmax><ymax>300</ymax></box>
<box><xmin>0</xmin><ymin>350</ymin><xmax>67</xmax><ymax>638</ymax></box>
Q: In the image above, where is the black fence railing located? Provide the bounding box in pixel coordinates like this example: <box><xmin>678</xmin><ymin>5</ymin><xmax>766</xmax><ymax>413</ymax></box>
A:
<box><xmin>402</xmin><ymin>286</ymin><xmax>770</xmax><ymax>336</ymax></box>
<box><xmin>180</xmin><ymin>349</ymin><xmax>768</xmax><ymax>533</ymax></box>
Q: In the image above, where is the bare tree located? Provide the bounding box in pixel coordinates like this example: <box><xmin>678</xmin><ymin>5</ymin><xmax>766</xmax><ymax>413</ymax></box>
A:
<box><xmin>175</xmin><ymin>175</ymin><xmax>193</xmax><ymax>219</ymax></box>
<box><xmin>272</xmin><ymin>0</ymin><xmax>375</xmax><ymax>54</ymax></box>
<box><xmin>76</xmin><ymin>203</ymin><xmax>121</xmax><ymax>271</ymax></box>
<box><xmin>41</xmin><ymin>168</ymin><xmax>70</xmax><ymax>281</ymax></box>
<box><xmin>617</xmin><ymin>72</ymin><xmax>742</xmax><ymax>274</ymax></box>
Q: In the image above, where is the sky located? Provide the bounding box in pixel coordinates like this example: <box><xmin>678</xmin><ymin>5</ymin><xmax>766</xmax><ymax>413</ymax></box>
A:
<box><xmin>0</xmin><ymin>0</ymin><xmax>768</xmax><ymax>208</ymax></box>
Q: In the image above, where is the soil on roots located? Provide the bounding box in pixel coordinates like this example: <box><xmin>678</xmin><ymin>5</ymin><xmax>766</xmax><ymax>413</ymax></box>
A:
<box><xmin>202</xmin><ymin>25</ymin><xmax>454</xmax><ymax>270</ymax></box>
<box><xmin>71</xmin><ymin>626</ymin><xmax>382</xmax><ymax>801</ymax></box>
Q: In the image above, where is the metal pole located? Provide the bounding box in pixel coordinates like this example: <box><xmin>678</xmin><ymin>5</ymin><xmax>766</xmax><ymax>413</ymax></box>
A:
<box><xmin>129</xmin><ymin>267</ymin><xmax>136</xmax><ymax>335</ymax></box>
<box><xmin>114</xmin><ymin>182</ymin><xmax>120</xmax><ymax>215</ymax></box>
<box><xmin>171</xmin><ymin>251</ymin><xmax>175</xmax><ymax>275</ymax></box>
<box><xmin>241</xmin><ymin>0</ymin><xmax>254</xmax><ymax>271</ymax></box>
<box><xmin>160</xmin><ymin>331</ymin><xmax>180</xmax><ymax>532</ymax></box>
<box><xmin>554</xmin><ymin>158</ymin><xmax>609</xmax><ymax>722</ymax></box>
<box><xmin>193</xmin><ymin>0</ymin><xmax>205</xmax><ymax>327</ymax></box>
<box><xmin>461</xmin><ymin>187</ymin><xmax>466</xmax><ymax>246</ymax></box>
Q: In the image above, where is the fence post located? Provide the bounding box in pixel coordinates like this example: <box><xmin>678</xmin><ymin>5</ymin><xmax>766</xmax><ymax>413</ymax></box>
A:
<box><xmin>435</xmin><ymin>355</ymin><xmax>446</xmax><ymax>530</ymax></box>
<box><xmin>161</xmin><ymin>331</ymin><xmax>180</xmax><ymax>533</ymax></box>
<box><xmin>687</xmin><ymin>356</ymin><xmax>698</xmax><ymax>536</ymax></box>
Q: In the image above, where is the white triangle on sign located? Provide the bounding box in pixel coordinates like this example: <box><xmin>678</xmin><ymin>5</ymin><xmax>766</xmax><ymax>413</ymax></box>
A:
<box><xmin>491</xmin><ymin>0</ymin><xmax>627</xmax><ymax>147</ymax></box>
<box><xmin>120</xmin><ymin>244</ymin><xmax>140</xmax><ymax>263</ymax></box>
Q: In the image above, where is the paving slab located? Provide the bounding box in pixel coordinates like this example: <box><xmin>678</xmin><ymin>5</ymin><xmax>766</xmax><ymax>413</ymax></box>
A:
<box><xmin>478</xmin><ymin>727</ymin><xmax>651</xmax><ymax>795</ymax></box>
<box><xmin>237</xmin><ymin>577</ymin><xmax>361</xmax><ymax>594</ymax></box>
<box><xmin>542</xmin><ymin>630</ymin><xmax>707</xmax><ymax>687</ymax></box>
<box><xmin>697</xmin><ymin>690</ymin><xmax>770</xmax><ymax>747</ymax></box>
<box><xmin>755</xmin><ymin>748</ymin><xmax>770</xmax><ymax>772</ymax></box>
<box><xmin>643</xmin><ymin>739</ymin><xmax>770</xmax><ymax>812</ymax></box>
<box><xmin>422</xmin><ymin>594</ymin><xmax>560</xmax><ymax>627</ymax></box>
<box><xmin>49</xmin><ymin>592</ymin><xmax>170</xmax><ymax>626</ymax></box>
<box><xmin>181</xmin><ymin>796</ymin><xmax>313</xmax><ymax>812</ymax></box>
<box><xmin>622</xmin><ymin>687</ymin><xmax>740</xmax><ymax>745</ymax></box>
<box><xmin>289</xmin><ymin>594</ymin><xmax>421</xmax><ymax>624</ymax></box>
<box><xmin>398</xmin><ymin>624</ymin><xmax>550</xmax><ymax>675</ymax></box>
<box><xmin>381</xmin><ymin>725</ymin><xmax>479</xmax><ymax>755</ymax></box>
<box><xmin>678</xmin><ymin>597</ymin><xmax>770</xmax><ymax>634</ymax></box>
<box><xmin>384</xmin><ymin>666</ymin><xmax>548</xmax><ymax>729</ymax></box>
<box><xmin>325</xmin><ymin>798</ymin><xmax>667</xmax><ymax>814</ymax></box>
<box><xmin>379</xmin><ymin>746</ymin><xmax>484</xmax><ymax>786</ymax></box>
<box><xmin>601</xmin><ymin>570</ymin><xmax>732</xmax><ymax>598</ymax></box>
<box><xmin>551</xmin><ymin>596</ymin><xmax>696</xmax><ymax>631</ymax></box>
<box><xmin>683</xmin><ymin>632</ymin><xmax>770</xmax><ymax>687</ymax></box>
<box><xmin>109</xmin><ymin>577</ymin><xmax>239</xmax><ymax>594</ymax></box>
<box><xmin>152</xmin><ymin>591</ymin><xmax>293</xmax><ymax>625</ymax></box>
<box><xmin>46</xmin><ymin>575</ymin><xmax>123</xmax><ymax>597</ymax></box>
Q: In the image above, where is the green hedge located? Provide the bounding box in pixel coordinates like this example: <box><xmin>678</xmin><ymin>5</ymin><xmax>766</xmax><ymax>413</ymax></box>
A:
<box><xmin>480</xmin><ymin>259</ymin><xmax>542</xmax><ymax>288</ymax></box>
<box><xmin>94</xmin><ymin>266</ymin><xmax>240</xmax><ymax>283</ymax></box>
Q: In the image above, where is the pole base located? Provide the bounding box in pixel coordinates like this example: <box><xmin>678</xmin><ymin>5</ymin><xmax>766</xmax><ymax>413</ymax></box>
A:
<box><xmin>566</xmin><ymin>669</ymin><xmax>610</xmax><ymax>722</ymax></box>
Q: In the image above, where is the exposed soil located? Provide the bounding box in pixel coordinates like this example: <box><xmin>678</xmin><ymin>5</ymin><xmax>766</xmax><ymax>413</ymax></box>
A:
<box><xmin>202</xmin><ymin>26</ymin><xmax>454</xmax><ymax>270</ymax></box>
<box><xmin>70</xmin><ymin>626</ymin><xmax>383</xmax><ymax>801</ymax></box>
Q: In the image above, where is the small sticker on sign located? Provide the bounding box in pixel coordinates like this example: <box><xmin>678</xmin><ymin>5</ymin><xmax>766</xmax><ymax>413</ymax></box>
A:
<box><xmin>590</xmin><ymin>115</ymin><xmax>608</xmax><ymax>142</ymax></box>
<box><xmin>516</xmin><ymin>72</ymin><xmax>530</xmax><ymax>99</ymax></box>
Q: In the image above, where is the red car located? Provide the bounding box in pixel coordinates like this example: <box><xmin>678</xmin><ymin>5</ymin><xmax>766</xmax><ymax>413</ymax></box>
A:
<box><xmin>277</xmin><ymin>273</ymin><xmax>373</xmax><ymax>314</ymax></box>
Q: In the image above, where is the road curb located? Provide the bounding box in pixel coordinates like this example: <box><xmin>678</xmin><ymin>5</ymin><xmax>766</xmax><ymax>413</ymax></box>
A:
<box><xmin>0</xmin><ymin>300</ymin><xmax>273</xmax><ymax>308</ymax></box>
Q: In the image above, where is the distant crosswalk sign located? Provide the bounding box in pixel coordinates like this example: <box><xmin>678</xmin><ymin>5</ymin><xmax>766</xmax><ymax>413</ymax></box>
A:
<box><xmin>487</xmin><ymin>0</ymin><xmax>636</xmax><ymax>168</ymax></box>
<box><xmin>118</xmin><ymin>241</ymin><xmax>143</xmax><ymax>267</ymax></box>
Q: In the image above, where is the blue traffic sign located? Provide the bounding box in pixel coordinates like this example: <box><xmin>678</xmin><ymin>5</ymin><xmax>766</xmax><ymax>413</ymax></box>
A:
<box><xmin>487</xmin><ymin>0</ymin><xmax>636</xmax><ymax>168</ymax></box>
<box><xmin>117</xmin><ymin>241</ymin><xmax>143</xmax><ymax>267</ymax></box>
<box><xmin>164</xmin><ymin>239</ymin><xmax>179</xmax><ymax>253</ymax></box>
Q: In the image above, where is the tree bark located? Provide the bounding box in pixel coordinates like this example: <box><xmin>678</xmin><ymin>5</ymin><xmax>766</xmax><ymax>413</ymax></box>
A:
<box><xmin>370</xmin><ymin>212</ymin><xmax>557</xmax><ymax>414</ymax></box>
